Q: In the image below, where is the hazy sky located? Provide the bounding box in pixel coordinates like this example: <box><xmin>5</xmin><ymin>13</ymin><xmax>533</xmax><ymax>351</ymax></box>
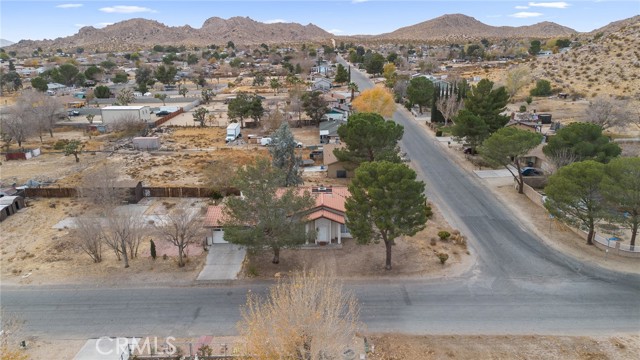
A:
<box><xmin>1</xmin><ymin>1</ymin><xmax>638</xmax><ymax>42</ymax></box>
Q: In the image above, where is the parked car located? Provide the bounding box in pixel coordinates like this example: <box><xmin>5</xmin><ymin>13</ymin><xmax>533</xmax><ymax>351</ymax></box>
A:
<box><xmin>155</xmin><ymin>110</ymin><xmax>171</xmax><ymax>117</ymax></box>
<box><xmin>67</xmin><ymin>110</ymin><xmax>80</xmax><ymax>117</ymax></box>
<box><xmin>521</xmin><ymin>167</ymin><xmax>543</xmax><ymax>176</ymax></box>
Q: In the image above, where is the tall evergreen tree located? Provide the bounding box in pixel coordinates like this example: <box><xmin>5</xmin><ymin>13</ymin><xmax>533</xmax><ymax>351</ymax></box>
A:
<box><xmin>270</xmin><ymin>123</ymin><xmax>303</xmax><ymax>187</ymax></box>
<box><xmin>346</xmin><ymin>161</ymin><xmax>429</xmax><ymax>270</ymax></box>
<box><xmin>223</xmin><ymin>158</ymin><xmax>315</xmax><ymax>264</ymax></box>
<box><xmin>335</xmin><ymin>112</ymin><xmax>404</xmax><ymax>165</ymax></box>
<box><xmin>463</xmin><ymin>78</ymin><xmax>510</xmax><ymax>134</ymax></box>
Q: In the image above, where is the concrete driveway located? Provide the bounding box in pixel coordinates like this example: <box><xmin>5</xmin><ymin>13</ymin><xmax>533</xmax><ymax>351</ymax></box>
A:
<box><xmin>196</xmin><ymin>244</ymin><xmax>246</xmax><ymax>281</ymax></box>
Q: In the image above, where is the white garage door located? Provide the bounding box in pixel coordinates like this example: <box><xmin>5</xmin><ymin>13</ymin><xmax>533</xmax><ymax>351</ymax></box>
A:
<box><xmin>212</xmin><ymin>229</ymin><xmax>228</xmax><ymax>244</ymax></box>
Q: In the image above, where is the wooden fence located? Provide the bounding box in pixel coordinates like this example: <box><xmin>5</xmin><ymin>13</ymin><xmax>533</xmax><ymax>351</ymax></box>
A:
<box><xmin>153</xmin><ymin>108</ymin><xmax>184</xmax><ymax>127</ymax></box>
<box><xmin>24</xmin><ymin>185</ymin><xmax>238</xmax><ymax>200</ymax></box>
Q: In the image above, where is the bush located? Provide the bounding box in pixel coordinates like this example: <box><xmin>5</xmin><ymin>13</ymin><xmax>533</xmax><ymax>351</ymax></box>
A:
<box><xmin>438</xmin><ymin>253</ymin><xmax>449</xmax><ymax>264</ymax></box>
<box><xmin>246</xmin><ymin>265</ymin><xmax>259</xmax><ymax>277</ymax></box>
<box><xmin>430</xmin><ymin>237</ymin><xmax>437</xmax><ymax>246</ymax></box>
<box><xmin>526</xmin><ymin>96</ymin><xmax>533</xmax><ymax>105</ymax></box>
<box><xmin>519</xmin><ymin>105</ymin><xmax>527</xmax><ymax>112</ymax></box>
<box><xmin>53</xmin><ymin>139</ymin><xmax>70</xmax><ymax>150</ymax></box>
<box><xmin>438</xmin><ymin>231</ymin><xmax>451</xmax><ymax>241</ymax></box>
<box><xmin>435</xmin><ymin>130</ymin><xmax>443</xmax><ymax>137</ymax></box>
<box><xmin>530</xmin><ymin>79</ymin><xmax>552</xmax><ymax>96</ymax></box>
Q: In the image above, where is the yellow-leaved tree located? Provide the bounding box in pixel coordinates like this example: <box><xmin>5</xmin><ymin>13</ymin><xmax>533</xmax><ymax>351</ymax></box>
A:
<box><xmin>238</xmin><ymin>271</ymin><xmax>362</xmax><ymax>359</ymax></box>
<box><xmin>351</xmin><ymin>85</ymin><xmax>396</xmax><ymax>118</ymax></box>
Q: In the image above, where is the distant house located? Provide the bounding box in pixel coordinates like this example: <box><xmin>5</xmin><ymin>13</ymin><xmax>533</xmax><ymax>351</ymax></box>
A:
<box><xmin>312</xmin><ymin>78</ymin><xmax>332</xmax><ymax>92</ymax></box>
<box><xmin>203</xmin><ymin>186</ymin><xmax>352</xmax><ymax>246</ymax></box>
<box><xmin>319</xmin><ymin>120</ymin><xmax>342</xmax><ymax>144</ymax></box>
<box><xmin>323</xmin><ymin>143</ymin><xmax>354</xmax><ymax>179</ymax></box>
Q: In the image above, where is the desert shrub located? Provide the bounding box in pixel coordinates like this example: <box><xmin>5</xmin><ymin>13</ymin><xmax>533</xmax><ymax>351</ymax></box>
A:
<box><xmin>53</xmin><ymin>139</ymin><xmax>70</xmax><ymax>150</ymax></box>
<box><xmin>438</xmin><ymin>253</ymin><xmax>449</xmax><ymax>264</ymax></box>
<box><xmin>519</xmin><ymin>105</ymin><xmax>527</xmax><ymax>112</ymax></box>
<box><xmin>438</xmin><ymin>231</ymin><xmax>451</xmax><ymax>241</ymax></box>
<box><xmin>430</xmin><ymin>238</ymin><xmax>437</xmax><ymax>246</ymax></box>
<box><xmin>525</xmin><ymin>96</ymin><xmax>533</xmax><ymax>105</ymax></box>
<box><xmin>530</xmin><ymin>79</ymin><xmax>552</xmax><ymax>96</ymax></box>
<box><xmin>246</xmin><ymin>265</ymin><xmax>259</xmax><ymax>277</ymax></box>
<box><xmin>435</xmin><ymin>130</ymin><xmax>443</xmax><ymax>137</ymax></box>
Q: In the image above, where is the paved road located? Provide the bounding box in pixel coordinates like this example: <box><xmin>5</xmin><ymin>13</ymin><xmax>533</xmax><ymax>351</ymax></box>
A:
<box><xmin>1</xmin><ymin>59</ymin><xmax>639</xmax><ymax>339</ymax></box>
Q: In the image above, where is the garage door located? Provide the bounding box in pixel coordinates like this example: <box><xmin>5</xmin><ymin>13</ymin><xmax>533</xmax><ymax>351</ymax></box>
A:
<box><xmin>212</xmin><ymin>229</ymin><xmax>228</xmax><ymax>244</ymax></box>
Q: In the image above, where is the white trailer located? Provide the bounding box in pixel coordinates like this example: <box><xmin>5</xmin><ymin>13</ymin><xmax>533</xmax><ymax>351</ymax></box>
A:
<box><xmin>226</xmin><ymin>123</ymin><xmax>241</xmax><ymax>142</ymax></box>
<box><xmin>101</xmin><ymin>106</ymin><xmax>151</xmax><ymax>125</ymax></box>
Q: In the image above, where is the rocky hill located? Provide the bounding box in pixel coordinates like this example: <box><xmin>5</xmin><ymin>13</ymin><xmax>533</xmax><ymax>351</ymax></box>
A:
<box><xmin>376</xmin><ymin>14</ymin><xmax>576</xmax><ymax>42</ymax></box>
<box><xmin>7</xmin><ymin>17</ymin><xmax>333</xmax><ymax>52</ymax></box>
<box><xmin>532</xmin><ymin>18</ymin><xmax>640</xmax><ymax>98</ymax></box>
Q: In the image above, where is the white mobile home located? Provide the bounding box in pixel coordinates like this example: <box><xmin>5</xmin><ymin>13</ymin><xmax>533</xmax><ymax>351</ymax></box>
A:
<box><xmin>101</xmin><ymin>106</ymin><xmax>151</xmax><ymax>125</ymax></box>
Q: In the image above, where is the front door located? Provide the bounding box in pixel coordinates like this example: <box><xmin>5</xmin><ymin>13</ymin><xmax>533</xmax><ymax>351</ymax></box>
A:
<box><xmin>317</xmin><ymin>226</ymin><xmax>328</xmax><ymax>243</ymax></box>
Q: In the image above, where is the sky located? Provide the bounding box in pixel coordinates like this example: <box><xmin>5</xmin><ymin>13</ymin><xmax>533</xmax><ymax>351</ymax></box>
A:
<box><xmin>0</xmin><ymin>0</ymin><xmax>638</xmax><ymax>43</ymax></box>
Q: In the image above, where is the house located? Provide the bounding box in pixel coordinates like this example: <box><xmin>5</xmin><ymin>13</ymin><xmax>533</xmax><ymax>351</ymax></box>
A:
<box><xmin>203</xmin><ymin>186</ymin><xmax>352</xmax><ymax>246</ymax></box>
<box><xmin>312</xmin><ymin>78</ymin><xmax>332</xmax><ymax>92</ymax></box>
<box><xmin>523</xmin><ymin>144</ymin><xmax>553</xmax><ymax>174</ymax></box>
<box><xmin>0</xmin><ymin>196</ymin><xmax>26</xmax><ymax>222</ymax></box>
<box><xmin>319</xmin><ymin>120</ymin><xmax>342</xmax><ymax>144</ymax></box>
<box><xmin>323</xmin><ymin>143</ymin><xmax>354</xmax><ymax>179</ymax></box>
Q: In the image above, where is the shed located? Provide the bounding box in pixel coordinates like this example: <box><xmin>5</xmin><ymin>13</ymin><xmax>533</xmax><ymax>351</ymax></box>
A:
<box><xmin>323</xmin><ymin>144</ymin><xmax>355</xmax><ymax>179</ymax></box>
<box><xmin>0</xmin><ymin>196</ymin><xmax>26</xmax><ymax>222</ymax></box>
<box><xmin>132</xmin><ymin>137</ymin><xmax>160</xmax><ymax>150</ymax></box>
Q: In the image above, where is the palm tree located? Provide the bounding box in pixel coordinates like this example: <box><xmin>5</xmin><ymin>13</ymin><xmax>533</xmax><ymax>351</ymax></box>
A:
<box><xmin>348</xmin><ymin>82</ymin><xmax>359</xmax><ymax>101</ymax></box>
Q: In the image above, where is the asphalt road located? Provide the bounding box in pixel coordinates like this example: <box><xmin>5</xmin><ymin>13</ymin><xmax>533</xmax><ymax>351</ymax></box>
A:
<box><xmin>1</xmin><ymin>59</ymin><xmax>639</xmax><ymax>339</ymax></box>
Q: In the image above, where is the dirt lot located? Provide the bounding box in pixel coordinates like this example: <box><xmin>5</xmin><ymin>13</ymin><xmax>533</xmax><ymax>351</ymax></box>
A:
<box><xmin>0</xmin><ymin>198</ymin><xmax>207</xmax><ymax>286</ymax></box>
<box><xmin>368</xmin><ymin>333</ymin><xmax>640</xmax><ymax>360</ymax></box>
<box><xmin>14</xmin><ymin>332</ymin><xmax>639</xmax><ymax>360</ymax></box>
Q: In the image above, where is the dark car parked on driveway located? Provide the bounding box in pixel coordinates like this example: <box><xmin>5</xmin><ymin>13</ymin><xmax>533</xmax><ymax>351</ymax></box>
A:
<box><xmin>521</xmin><ymin>167</ymin><xmax>543</xmax><ymax>176</ymax></box>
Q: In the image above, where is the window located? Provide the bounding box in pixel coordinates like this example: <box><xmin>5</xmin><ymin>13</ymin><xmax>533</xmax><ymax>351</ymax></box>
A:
<box><xmin>340</xmin><ymin>223</ymin><xmax>349</xmax><ymax>234</ymax></box>
<box><xmin>336</xmin><ymin>170</ymin><xmax>347</xmax><ymax>178</ymax></box>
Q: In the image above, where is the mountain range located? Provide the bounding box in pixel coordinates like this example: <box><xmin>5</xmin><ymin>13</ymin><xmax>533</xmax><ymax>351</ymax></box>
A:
<box><xmin>3</xmin><ymin>14</ymin><xmax>633</xmax><ymax>52</ymax></box>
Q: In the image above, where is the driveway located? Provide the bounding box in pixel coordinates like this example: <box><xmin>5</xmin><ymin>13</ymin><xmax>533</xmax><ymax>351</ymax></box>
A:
<box><xmin>196</xmin><ymin>244</ymin><xmax>246</xmax><ymax>281</ymax></box>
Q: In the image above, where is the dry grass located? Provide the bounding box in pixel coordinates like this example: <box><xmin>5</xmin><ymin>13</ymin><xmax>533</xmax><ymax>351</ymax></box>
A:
<box><xmin>368</xmin><ymin>334</ymin><xmax>640</xmax><ymax>360</ymax></box>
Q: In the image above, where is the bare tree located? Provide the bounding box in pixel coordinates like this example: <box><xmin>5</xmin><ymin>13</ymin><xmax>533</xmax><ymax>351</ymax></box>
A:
<box><xmin>110</xmin><ymin>114</ymin><xmax>146</xmax><ymax>137</ymax></box>
<box><xmin>73</xmin><ymin>216</ymin><xmax>104</xmax><ymax>263</ymax></box>
<box><xmin>154</xmin><ymin>206</ymin><xmax>204</xmax><ymax>267</ymax></box>
<box><xmin>1</xmin><ymin>94</ymin><xmax>37</xmax><ymax>148</ymax></box>
<box><xmin>126</xmin><ymin>213</ymin><xmax>146</xmax><ymax>259</ymax></box>
<box><xmin>584</xmin><ymin>97</ymin><xmax>631</xmax><ymax>129</ymax></box>
<box><xmin>33</xmin><ymin>92</ymin><xmax>65</xmax><ymax>138</ymax></box>
<box><xmin>436</xmin><ymin>91</ymin><xmax>464</xmax><ymax>126</ymax></box>
<box><xmin>238</xmin><ymin>271</ymin><xmax>362</xmax><ymax>359</ymax></box>
<box><xmin>287</xmin><ymin>83</ymin><xmax>305</xmax><ymax>123</ymax></box>
<box><xmin>505</xmin><ymin>66</ymin><xmax>530</xmax><ymax>100</ymax></box>
<box><xmin>547</xmin><ymin>147</ymin><xmax>579</xmax><ymax>172</ymax></box>
<box><xmin>81</xmin><ymin>162</ymin><xmax>129</xmax><ymax>209</ymax></box>
<box><xmin>116</xmin><ymin>88</ymin><xmax>135</xmax><ymax>106</ymax></box>
<box><xmin>102</xmin><ymin>207</ymin><xmax>146</xmax><ymax>268</ymax></box>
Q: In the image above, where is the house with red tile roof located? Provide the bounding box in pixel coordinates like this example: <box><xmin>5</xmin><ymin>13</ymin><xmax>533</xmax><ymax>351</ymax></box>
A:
<box><xmin>204</xmin><ymin>186</ymin><xmax>352</xmax><ymax>246</ymax></box>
